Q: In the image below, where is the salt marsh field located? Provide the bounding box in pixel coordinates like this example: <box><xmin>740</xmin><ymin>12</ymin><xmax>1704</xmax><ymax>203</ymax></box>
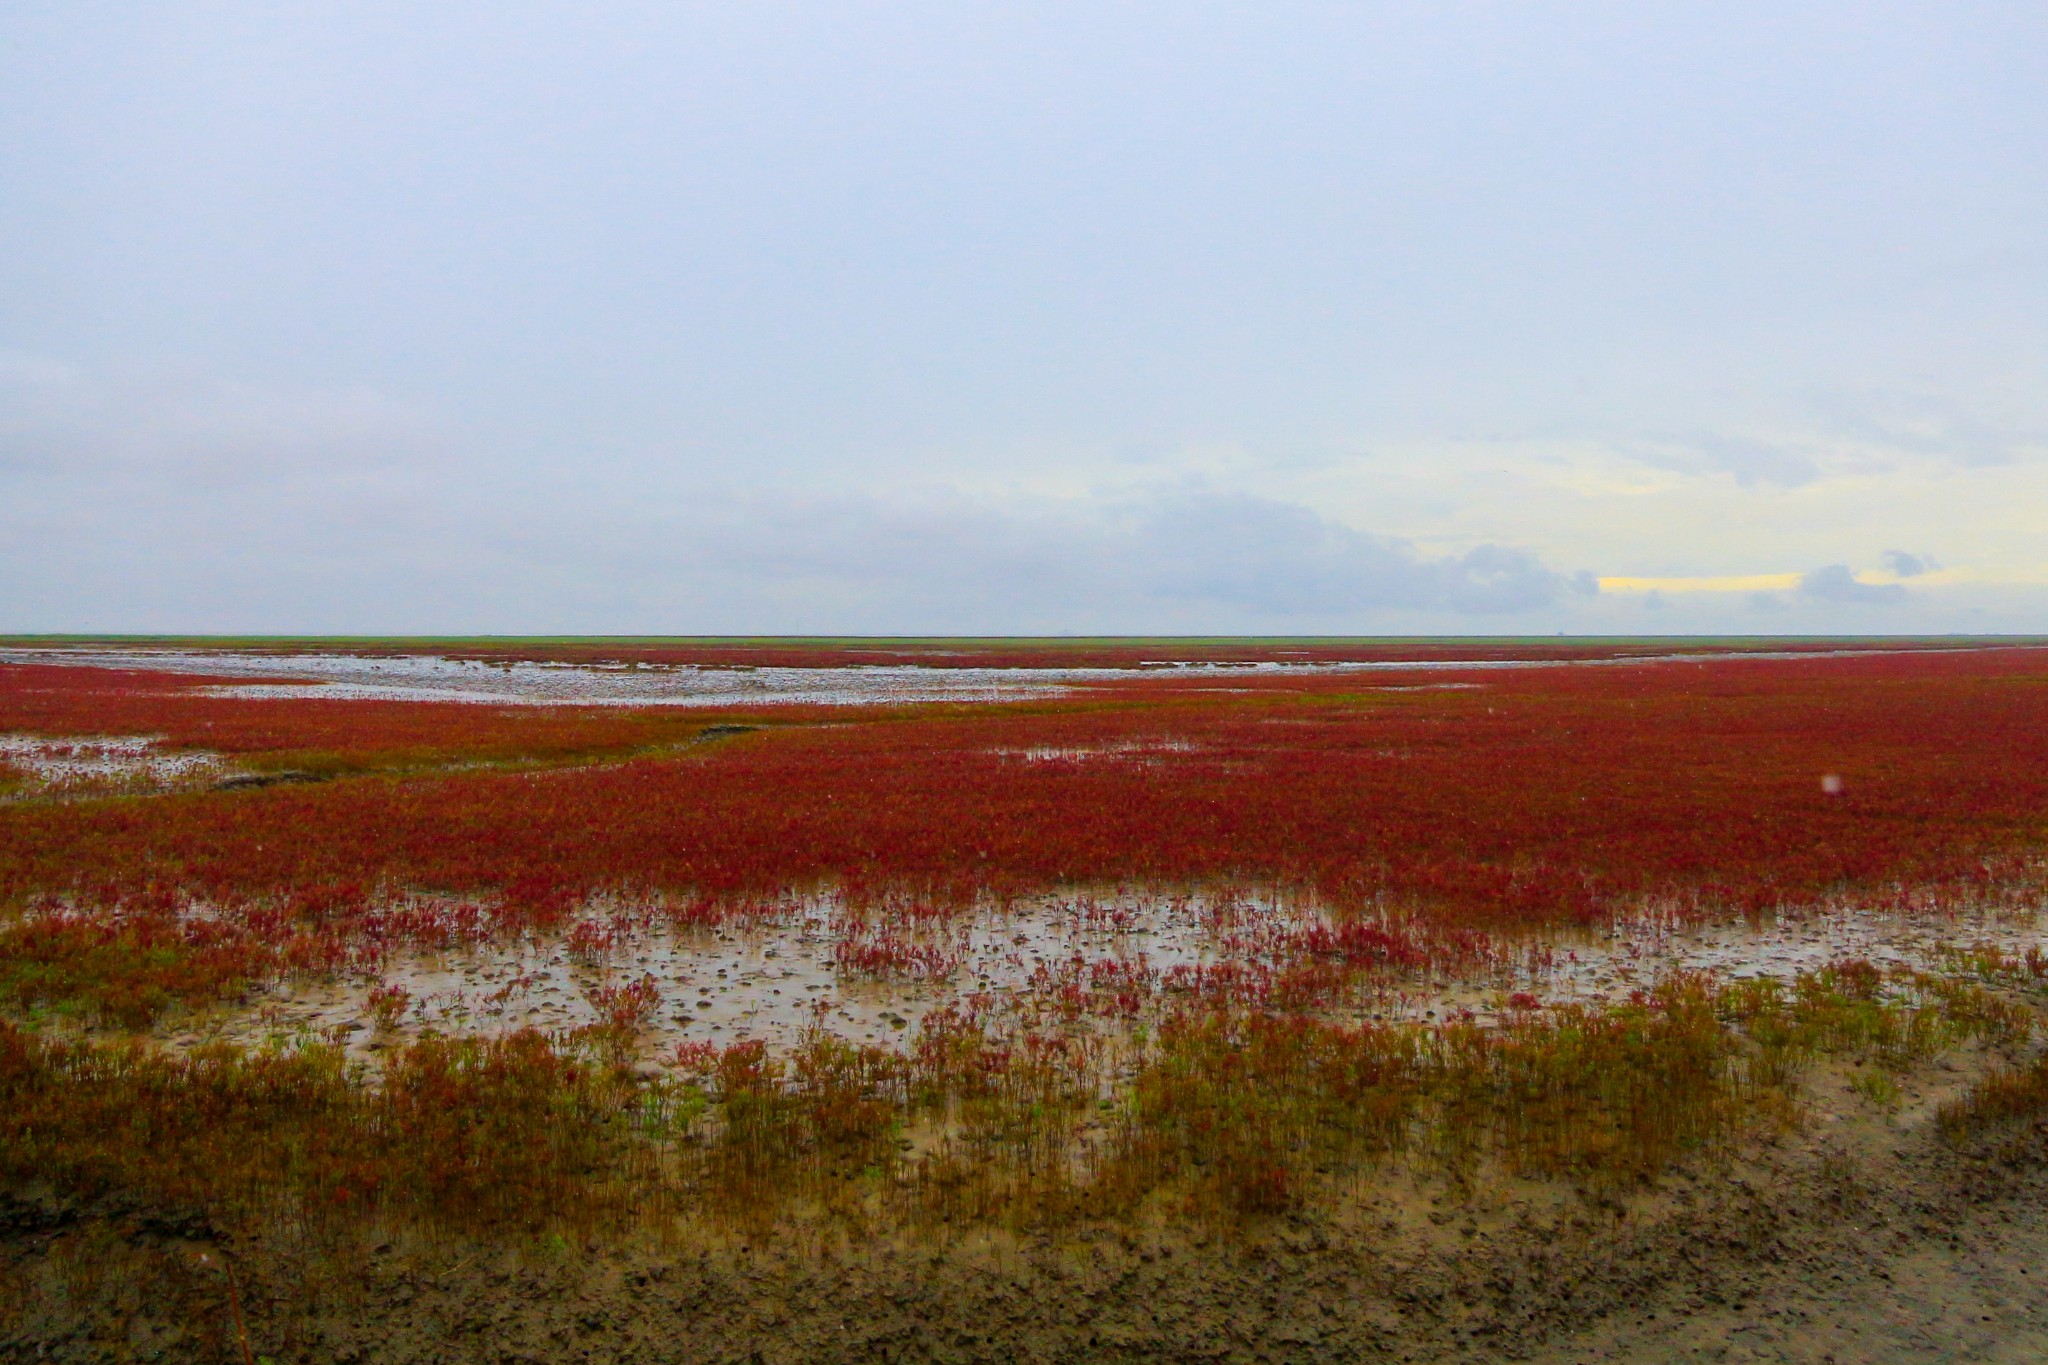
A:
<box><xmin>5</xmin><ymin>638</ymin><xmax>2048</xmax><ymax>1363</ymax></box>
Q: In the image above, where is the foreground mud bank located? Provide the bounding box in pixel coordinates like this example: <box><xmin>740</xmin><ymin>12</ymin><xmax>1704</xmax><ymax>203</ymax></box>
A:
<box><xmin>8</xmin><ymin>1105</ymin><xmax>2046</xmax><ymax>1365</ymax></box>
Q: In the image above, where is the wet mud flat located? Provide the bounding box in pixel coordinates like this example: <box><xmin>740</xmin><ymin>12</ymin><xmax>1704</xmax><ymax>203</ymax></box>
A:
<box><xmin>196</xmin><ymin>893</ymin><xmax>1231</xmax><ymax>1065</ymax></box>
<box><xmin>191</xmin><ymin>896</ymin><xmax>2047</xmax><ymax>1070</ymax></box>
<box><xmin>7</xmin><ymin>1049</ymin><xmax>2047</xmax><ymax>1364</ymax></box>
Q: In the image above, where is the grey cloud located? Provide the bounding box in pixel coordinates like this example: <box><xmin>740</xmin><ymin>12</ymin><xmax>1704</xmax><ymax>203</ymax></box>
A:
<box><xmin>1879</xmin><ymin>549</ymin><xmax>1936</xmax><ymax>578</ymax></box>
<box><xmin>631</xmin><ymin>489</ymin><xmax>1579</xmax><ymax>625</ymax></box>
<box><xmin>1</xmin><ymin>359</ymin><xmax>1583</xmax><ymax>629</ymax></box>
<box><xmin>1797</xmin><ymin>564</ymin><xmax>1906</xmax><ymax>606</ymax></box>
<box><xmin>1813</xmin><ymin>393</ymin><xmax>2047</xmax><ymax>470</ymax></box>
<box><xmin>1111</xmin><ymin>494</ymin><xmax>1567</xmax><ymax>615</ymax></box>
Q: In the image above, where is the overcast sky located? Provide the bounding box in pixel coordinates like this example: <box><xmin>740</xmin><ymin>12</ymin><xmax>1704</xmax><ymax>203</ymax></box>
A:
<box><xmin>4</xmin><ymin>1</ymin><xmax>2045</xmax><ymax>634</ymax></box>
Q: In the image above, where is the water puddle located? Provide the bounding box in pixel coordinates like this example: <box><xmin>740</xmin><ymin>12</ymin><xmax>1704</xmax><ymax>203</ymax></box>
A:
<box><xmin>10</xmin><ymin>644</ymin><xmax>2014</xmax><ymax>710</ymax></box>
<box><xmin>2</xmin><ymin>648</ymin><xmax>1373</xmax><ymax>707</ymax></box>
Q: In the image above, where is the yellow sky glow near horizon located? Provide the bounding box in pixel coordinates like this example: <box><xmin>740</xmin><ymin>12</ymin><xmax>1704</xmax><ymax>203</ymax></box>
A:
<box><xmin>1596</xmin><ymin>569</ymin><xmax>2001</xmax><ymax>594</ymax></box>
<box><xmin>1599</xmin><ymin>573</ymin><xmax>1805</xmax><ymax>594</ymax></box>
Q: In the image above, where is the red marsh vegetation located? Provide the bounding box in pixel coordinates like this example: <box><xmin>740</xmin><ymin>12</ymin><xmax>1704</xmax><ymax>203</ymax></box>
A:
<box><xmin>1</xmin><ymin>643</ymin><xmax>2046</xmax><ymax>1260</ymax></box>
<box><xmin>5</xmin><ymin>646</ymin><xmax>2048</xmax><ymax>925</ymax></box>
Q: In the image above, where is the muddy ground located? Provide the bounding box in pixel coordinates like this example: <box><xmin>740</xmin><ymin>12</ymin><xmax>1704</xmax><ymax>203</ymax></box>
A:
<box><xmin>7</xmin><ymin>1068</ymin><xmax>2047</xmax><ymax>1365</ymax></box>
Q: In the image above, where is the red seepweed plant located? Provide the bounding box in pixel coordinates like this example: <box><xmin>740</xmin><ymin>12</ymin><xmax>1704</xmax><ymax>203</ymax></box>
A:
<box><xmin>8</xmin><ymin>646</ymin><xmax>2048</xmax><ymax>928</ymax></box>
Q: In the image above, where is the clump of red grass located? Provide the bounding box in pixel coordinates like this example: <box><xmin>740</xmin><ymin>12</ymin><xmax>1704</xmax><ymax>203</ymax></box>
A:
<box><xmin>365</xmin><ymin>984</ymin><xmax>411</xmax><ymax>1031</ymax></box>
<box><xmin>589</xmin><ymin>974</ymin><xmax>663</xmax><ymax>1032</ymax></box>
<box><xmin>833</xmin><ymin>930</ymin><xmax>963</xmax><ymax>981</ymax></box>
<box><xmin>0</xmin><ymin>910</ymin><xmax>265</xmax><ymax>1030</ymax></box>
<box><xmin>1940</xmin><ymin>1053</ymin><xmax>2048</xmax><ymax>1137</ymax></box>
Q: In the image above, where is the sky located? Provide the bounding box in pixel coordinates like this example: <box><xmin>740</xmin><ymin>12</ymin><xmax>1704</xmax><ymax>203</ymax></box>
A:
<box><xmin>3</xmin><ymin>1</ymin><xmax>2045</xmax><ymax>635</ymax></box>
